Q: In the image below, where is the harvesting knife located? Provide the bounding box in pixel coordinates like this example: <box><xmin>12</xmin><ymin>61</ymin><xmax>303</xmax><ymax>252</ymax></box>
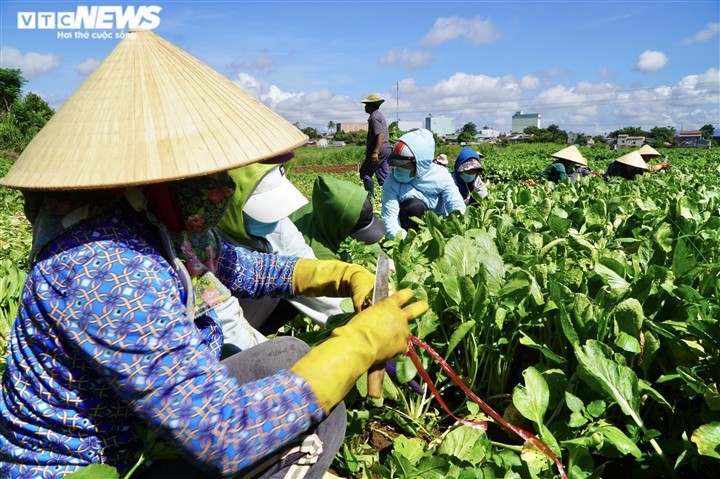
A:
<box><xmin>367</xmin><ymin>253</ymin><xmax>390</xmax><ymax>398</ymax></box>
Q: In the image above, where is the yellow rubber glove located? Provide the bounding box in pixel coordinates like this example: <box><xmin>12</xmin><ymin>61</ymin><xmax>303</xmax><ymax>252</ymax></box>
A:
<box><xmin>290</xmin><ymin>289</ymin><xmax>429</xmax><ymax>413</ymax></box>
<box><xmin>292</xmin><ymin>257</ymin><xmax>374</xmax><ymax>311</ymax></box>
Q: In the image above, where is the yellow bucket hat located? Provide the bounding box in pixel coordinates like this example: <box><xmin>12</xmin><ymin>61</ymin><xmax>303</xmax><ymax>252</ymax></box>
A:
<box><xmin>361</xmin><ymin>93</ymin><xmax>385</xmax><ymax>105</ymax></box>
<box><xmin>1</xmin><ymin>29</ymin><xmax>307</xmax><ymax>191</ymax></box>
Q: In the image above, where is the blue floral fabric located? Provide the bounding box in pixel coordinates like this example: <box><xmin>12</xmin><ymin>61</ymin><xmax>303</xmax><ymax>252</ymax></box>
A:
<box><xmin>0</xmin><ymin>201</ymin><xmax>324</xmax><ymax>479</ymax></box>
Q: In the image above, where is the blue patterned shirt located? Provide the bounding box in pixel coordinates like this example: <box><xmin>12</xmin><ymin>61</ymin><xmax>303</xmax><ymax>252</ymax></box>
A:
<box><xmin>0</xmin><ymin>202</ymin><xmax>324</xmax><ymax>478</ymax></box>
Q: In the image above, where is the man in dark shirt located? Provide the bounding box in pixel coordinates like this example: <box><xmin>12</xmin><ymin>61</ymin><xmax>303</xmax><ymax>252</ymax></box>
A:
<box><xmin>359</xmin><ymin>94</ymin><xmax>392</xmax><ymax>196</ymax></box>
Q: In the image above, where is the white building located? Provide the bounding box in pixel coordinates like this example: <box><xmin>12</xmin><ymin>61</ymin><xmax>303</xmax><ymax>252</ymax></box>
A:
<box><xmin>476</xmin><ymin>128</ymin><xmax>501</xmax><ymax>141</ymax></box>
<box><xmin>425</xmin><ymin>115</ymin><xmax>455</xmax><ymax>137</ymax></box>
<box><xmin>511</xmin><ymin>111</ymin><xmax>541</xmax><ymax>133</ymax></box>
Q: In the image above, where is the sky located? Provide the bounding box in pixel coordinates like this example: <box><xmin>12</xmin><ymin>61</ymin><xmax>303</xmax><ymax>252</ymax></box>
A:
<box><xmin>1</xmin><ymin>0</ymin><xmax>719</xmax><ymax>136</ymax></box>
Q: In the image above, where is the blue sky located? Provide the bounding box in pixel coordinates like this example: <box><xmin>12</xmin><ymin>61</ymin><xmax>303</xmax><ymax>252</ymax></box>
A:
<box><xmin>1</xmin><ymin>0</ymin><xmax>718</xmax><ymax>135</ymax></box>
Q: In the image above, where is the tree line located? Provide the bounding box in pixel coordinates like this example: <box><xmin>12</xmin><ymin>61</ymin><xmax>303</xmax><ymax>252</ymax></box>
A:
<box><xmin>0</xmin><ymin>69</ymin><xmax>55</xmax><ymax>154</ymax></box>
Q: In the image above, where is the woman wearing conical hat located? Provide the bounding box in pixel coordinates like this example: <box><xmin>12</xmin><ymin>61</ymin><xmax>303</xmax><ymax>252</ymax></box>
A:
<box><xmin>637</xmin><ymin>144</ymin><xmax>670</xmax><ymax>172</ymax></box>
<box><xmin>0</xmin><ymin>30</ymin><xmax>428</xmax><ymax>479</ymax></box>
<box><xmin>540</xmin><ymin>145</ymin><xmax>591</xmax><ymax>183</ymax></box>
<box><xmin>603</xmin><ymin>150</ymin><xmax>650</xmax><ymax>180</ymax></box>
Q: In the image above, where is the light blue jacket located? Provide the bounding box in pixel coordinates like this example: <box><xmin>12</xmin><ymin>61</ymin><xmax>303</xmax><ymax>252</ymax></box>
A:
<box><xmin>381</xmin><ymin>129</ymin><xmax>466</xmax><ymax>238</ymax></box>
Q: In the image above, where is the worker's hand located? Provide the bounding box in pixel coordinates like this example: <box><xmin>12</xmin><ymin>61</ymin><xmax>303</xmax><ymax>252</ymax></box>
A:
<box><xmin>660</xmin><ymin>161</ymin><xmax>670</xmax><ymax>170</ymax></box>
<box><xmin>591</xmin><ymin>171</ymin><xmax>600</xmax><ymax>177</ymax></box>
<box><xmin>293</xmin><ymin>258</ymin><xmax>374</xmax><ymax>311</ymax></box>
<box><xmin>371</xmin><ymin>152</ymin><xmax>380</xmax><ymax>164</ymax></box>
<box><xmin>520</xmin><ymin>179</ymin><xmax>536</xmax><ymax>187</ymax></box>
<box><xmin>342</xmin><ymin>289</ymin><xmax>427</xmax><ymax>362</ymax></box>
<box><xmin>290</xmin><ymin>289</ymin><xmax>428</xmax><ymax>412</ymax></box>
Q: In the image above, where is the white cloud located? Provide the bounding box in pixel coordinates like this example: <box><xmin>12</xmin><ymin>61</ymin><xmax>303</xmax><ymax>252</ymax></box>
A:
<box><xmin>378</xmin><ymin>49</ymin><xmax>433</xmax><ymax>70</ymax></box>
<box><xmin>421</xmin><ymin>16</ymin><xmax>501</xmax><ymax>47</ymax></box>
<box><xmin>520</xmin><ymin>75</ymin><xmax>540</xmax><ymax>89</ymax></box>
<box><xmin>0</xmin><ymin>47</ymin><xmax>60</xmax><ymax>79</ymax></box>
<box><xmin>231</xmin><ymin>66</ymin><xmax>719</xmax><ymax>137</ymax></box>
<box><xmin>75</xmin><ymin>58</ymin><xmax>101</xmax><ymax>76</ymax></box>
<box><xmin>682</xmin><ymin>22</ymin><xmax>720</xmax><ymax>45</ymax></box>
<box><xmin>634</xmin><ymin>50</ymin><xmax>669</xmax><ymax>73</ymax></box>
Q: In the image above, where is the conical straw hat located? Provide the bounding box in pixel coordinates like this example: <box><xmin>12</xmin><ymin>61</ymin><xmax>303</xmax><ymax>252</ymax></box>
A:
<box><xmin>550</xmin><ymin>145</ymin><xmax>587</xmax><ymax>166</ymax></box>
<box><xmin>637</xmin><ymin>144</ymin><xmax>661</xmax><ymax>158</ymax></box>
<box><xmin>1</xmin><ymin>30</ymin><xmax>308</xmax><ymax>191</ymax></box>
<box><xmin>615</xmin><ymin>150</ymin><xmax>649</xmax><ymax>170</ymax></box>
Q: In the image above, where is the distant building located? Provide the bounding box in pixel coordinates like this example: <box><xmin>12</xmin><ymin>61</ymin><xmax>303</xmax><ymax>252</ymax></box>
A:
<box><xmin>507</xmin><ymin>133</ymin><xmax>530</xmax><ymax>143</ymax></box>
<box><xmin>567</xmin><ymin>132</ymin><xmax>593</xmax><ymax>146</ymax></box>
<box><xmin>511</xmin><ymin>111</ymin><xmax>541</xmax><ymax>133</ymax></box>
<box><xmin>336</xmin><ymin>123</ymin><xmax>366</xmax><ymax>133</ymax></box>
<box><xmin>616</xmin><ymin>134</ymin><xmax>645</xmax><ymax>148</ymax></box>
<box><xmin>398</xmin><ymin>120</ymin><xmax>423</xmax><ymax>132</ymax></box>
<box><xmin>425</xmin><ymin>115</ymin><xmax>455</xmax><ymax>137</ymax></box>
<box><xmin>676</xmin><ymin>130</ymin><xmax>710</xmax><ymax>148</ymax></box>
<box><xmin>475</xmin><ymin>128</ymin><xmax>501</xmax><ymax>142</ymax></box>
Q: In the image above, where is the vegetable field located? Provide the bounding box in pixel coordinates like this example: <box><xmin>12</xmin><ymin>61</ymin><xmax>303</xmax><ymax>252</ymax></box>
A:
<box><xmin>1</xmin><ymin>144</ymin><xmax>719</xmax><ymax>478</ymax></box>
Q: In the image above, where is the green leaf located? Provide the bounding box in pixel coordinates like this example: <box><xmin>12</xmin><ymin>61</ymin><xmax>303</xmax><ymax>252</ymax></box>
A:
<box><xmin>399</xmin><ymin>455</ymin><xmax>450</xmax><ymax>479</ymax></box>
<box><xmin>60</xmin><ymin>465</ymin><xmax>119</xmax><ymax>479</ymax></box>
<box><xmin>512</xmin><ymin>367</ymin><xmax>549</xmax><ymax>427</ymax></box>
<box><xmin>468</xmin><ymin>231</ymin><xmax>505</xmax><ymax>295</ymax></box>
<box><xmin>594</xmin><ymin>262</ymin><xmax>629</xmax><ymax>294</ymax></box>
<box><xmin>653</xmin><ymin>222</ymin><xmax>674</xmax><ymax>253</ymax></box>
<box><xmin>691</xmin><ymin>422</ymin><xmax>720</xmax><ymax>459</ymax></box>
<box><xmin>614</xmin><ymin>331</ymin><xmax>641</xmax><ymax>354</ymax></box>
<box><xmin>613</xmin><ymin>298</ymin><xmax>644</xmax><ymax>336</ymax></box>
<box><xmin>565</xmin><ymin>392</ymin><xmax>584</xmax><ymax>412</ymax></box>
<box><xmin>586</xmin><ymin>400</ymin><xmax>606</xmax><ymax>418</ymax></box>
<box><xmin>519</xmin><ymin>332</ymin><xmax>566</xmax><ymax>364</ymax></box>
<box><xmin>437</xmin><ymin>425</ymin><xmax>488</xmax><ymax>465</ymax></box>
<box><xmin>447</xmin><ymin>320</ymin><xmax>476</xmax><ymax>356</ymax></box>
<box><xmin>671</xmin><ymin>237</ymin><xmax>697</xmax><ymax>278</ymax></box>
<box><xmin>575</xmin><ymin>340</ymin><xmax>643</xmax><ymax>428</ymax></box>
<box><xmin>568</xmin><ymin>410</ymin><xmax>588</xmax><ymax>428</ymax></box>
<box><xmin>394</xmin><ymin>435</ymin><xmax>427</xmax><ymax>465</ymax></box>
<box><xmin>548</xmin><ymin>214</ymin><xmax>571</xmax><ymax>236</ymax></box>
<box><xmin>592</xmin><ymin>425</ymin><xmax>643</xmax><ymax>458</ymax></box>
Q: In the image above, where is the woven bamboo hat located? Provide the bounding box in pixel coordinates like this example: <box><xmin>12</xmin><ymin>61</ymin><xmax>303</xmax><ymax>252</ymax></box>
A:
<box><xmin>1</xmin><ymin>30</ymin><xmax>308</xmax><ymax>191</ymax></box>
<box><xmin>615</xmin><ymin>150</ymin><xmax>649</xmax><ymax>170</ymax></box>
<box><xmin>361</xmin><ymin>94</ymin><xmax>385</xmax><ymax>105</ymax></box>
<box><xmin>551</xmin><ymin>145</ymin><xmax>587</xmax><ymax>166</ymax></box>
<box><xmin>637</xmin><ymin>144</ymin><xmax>661</xmax><ymax>159</ymax></box>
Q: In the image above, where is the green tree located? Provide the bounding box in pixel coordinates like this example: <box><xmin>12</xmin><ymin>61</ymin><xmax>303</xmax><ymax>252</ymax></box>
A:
<box><xmin>333</xmin><ymin>130</ymin><xmax>366</xmax><ymax>146</ymax></box>
<box><xmin>649</xmin><ymin>126</ymin><xmax>676</xmax><ymax>147</ymax></box>
<box><xmin>461</xmin><ymin>122</ymin><xmax>478</xmax><ymax>136</ymax></box>
<box><xmin>608</xmin><ymin>126</ymin><xmax>649</xmax><ymax>138</ymax></box>
<box><xmin>301</xmin><ymin>126</ymin><xmax>320</xmax><ymax>139</ymax></box>
<box><xmin>11</xmin><ymin>92</ymin><xmax>54</xmax><ymax>136</ymax></box>
<box><xmin>524</xmin><ymin>124</ymin><xmax>566</xmax><ymax>143</ymax></box>
<box><xmin>458</xmin><ymin>131</ymin><xmax>474</xmax><ymax>143</ymax></box>
<box><xmin>326</xmin><ymin>121</ymin><xmax>335</xmax><ymax>135</ymax></box>
<box><xmin>0</xmin><ymin>68</ymin><xmax>26</xmax><ymax>114</ymax></box>
<box><xmin>700</xmin><ymin>124</ymin><xmax>715</xmax><ymax>140</ymax></box>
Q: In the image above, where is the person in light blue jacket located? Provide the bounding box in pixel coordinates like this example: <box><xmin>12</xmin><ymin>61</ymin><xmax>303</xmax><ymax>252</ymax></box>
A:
<box><xmin>381</xmin><ymin>128</ymin><xmax>466</xmax><ymax>239</ymax></box>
